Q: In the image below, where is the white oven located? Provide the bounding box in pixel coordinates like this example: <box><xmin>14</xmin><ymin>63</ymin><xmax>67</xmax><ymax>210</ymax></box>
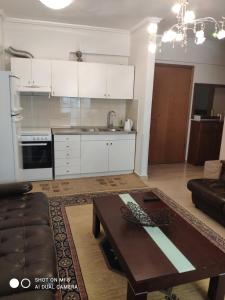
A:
<box><xmin>21</xmin><ymin>129</ymin><xmax>53</xmax><ymax>181</ymax></box>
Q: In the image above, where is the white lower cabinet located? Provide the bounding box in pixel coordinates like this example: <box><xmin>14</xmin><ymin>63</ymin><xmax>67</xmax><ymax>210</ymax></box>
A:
<box><xmin>81</xmin><ymin>141</ymin><xmax>109</xmax><ymax>173</ymax></box>
<box><xmin>54</xmin><ymin>135</ymin><xmax>81</xmax><ymax>178</ymax></box>
<box><xmin>81</xmin><ymin>135</ymin><xmax>136</xmax><ymax>175</ymax></box>
<box><xmin>54</xmin><ymin>134</ymin><xmax>136</xmax><ymax>178</ymax></box>
<box><xmin>108</xmin><ymin>140</ymin><xmax>135</xmax><ymax>172</ymax></box>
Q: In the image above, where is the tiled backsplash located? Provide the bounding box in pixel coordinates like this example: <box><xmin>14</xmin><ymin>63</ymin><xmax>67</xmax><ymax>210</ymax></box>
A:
<box><xmin>21</xmin><ymin>95</ymin><xmax>129</xmax><ymax>128</ymax></box>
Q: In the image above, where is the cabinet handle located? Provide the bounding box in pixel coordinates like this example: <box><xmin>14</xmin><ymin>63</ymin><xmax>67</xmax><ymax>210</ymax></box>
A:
<box><xmin>110</xmin><ymin>142</ymin><xmax>112</xmax><ymax>145</ymax></box>
<box><xmin>106</xmin><ymin>143</ymin><xmax>109</xmax><ymax>146</ymax></box>
<box><xmin>33</xmin><ymin>80</ymin><xmax>35</xmax><ymax>85</ymax></box>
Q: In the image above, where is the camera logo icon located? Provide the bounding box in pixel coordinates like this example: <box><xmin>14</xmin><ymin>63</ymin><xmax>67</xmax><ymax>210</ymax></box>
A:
<box><xmin>9</xmin><ymin>278</ymin><xmax>31</xmax><ymax>289</ymax></box>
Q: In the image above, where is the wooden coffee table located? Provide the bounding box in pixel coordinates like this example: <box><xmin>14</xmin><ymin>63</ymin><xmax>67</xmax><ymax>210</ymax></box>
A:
<box><xmin>92</xmin><ymin>190</ymin><xmax>225</xmax><ymax>300</ymax></box>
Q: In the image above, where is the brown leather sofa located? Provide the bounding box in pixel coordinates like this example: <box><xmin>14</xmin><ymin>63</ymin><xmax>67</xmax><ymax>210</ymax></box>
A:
<box><xmin>187</xmin><ymin>162</ymin><xmax>225</xmax><ymax>227</ymax></box>
<box><xmin>0</xmin><ymin>182</ymin><xmax>56</xmax><ymax>300</ymax></box>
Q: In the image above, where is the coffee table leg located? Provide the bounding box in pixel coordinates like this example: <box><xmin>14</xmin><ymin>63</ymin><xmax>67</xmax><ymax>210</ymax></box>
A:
<box><xmin>92</xmin><ymin>208</ymin><xmax>100</xmax><ymax>238</ymax></box>
<box><xmin>208</xmin><ymin>275</ymin><xmax>225</xmax><ymax>300</ymax></box>
<box><xmin>127</xmin><ymin>283</ymin><xmax>147</xmax><ymax>300</ymax></box>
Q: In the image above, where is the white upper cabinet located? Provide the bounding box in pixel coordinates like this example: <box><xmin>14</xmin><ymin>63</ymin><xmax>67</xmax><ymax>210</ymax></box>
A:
<box><xmin>78</xmin><ymin>62</ymin><xmax>134</xmax><ymax>100</ymax></box>
<box><xmin>107</xmin><ymin>65</ymin><xmax>134</xmax><ymax>99</ymax></box>
<box><xmin>32</xmin><ymin>59</ymin><xmax>51</xmax><ymax>88</ymax></box>
<box><xmin>51</xmin><ymin>60</ymin><xmax>78</xmax><ymax>97</ymax></box>
<box><xmin>11</xmin><ymin>58</ymin><xmax>31</xmax><ymax>87</ymax></box>
<box><xmin>11</xmin><ymin>58</ymin><xmax>51</xmax><ymax>92</ymax></box>
<box><xmin>78</xmin><ymin>63</ymin><xmax>107</xmax><ymax>98</ymax></box>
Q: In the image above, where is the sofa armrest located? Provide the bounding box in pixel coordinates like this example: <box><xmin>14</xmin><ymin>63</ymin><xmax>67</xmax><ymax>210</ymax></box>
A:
<box><xmin>0</xmin><ymin>182</ymin><xmax>33</xmax><ymax>198</ymax></box>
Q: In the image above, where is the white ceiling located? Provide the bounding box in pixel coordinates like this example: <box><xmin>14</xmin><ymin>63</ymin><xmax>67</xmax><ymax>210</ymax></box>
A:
<box><xmin>0</xmin><ymin>0</ymin><xmax>224</xmax><ymax>31</ymax></box>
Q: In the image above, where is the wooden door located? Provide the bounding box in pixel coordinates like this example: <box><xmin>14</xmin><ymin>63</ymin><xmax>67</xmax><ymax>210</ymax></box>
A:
<box><xmin>149</xmin><ymin>64</ymin><xmax>193</xmax><ymax>164</ymax></box>
<box><xmin>51</xmin><ymin>60</ymin><xmax>78</xmax><ymax>97</ymax></box>
<box><xmin>107</xmin><ymin>65</ymin><xmax>134</xmax><ymax>99</ymax></box>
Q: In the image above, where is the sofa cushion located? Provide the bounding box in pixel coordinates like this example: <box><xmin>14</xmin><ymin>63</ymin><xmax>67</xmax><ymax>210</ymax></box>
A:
<box><xmin>187</xmin><ymin>179</ymin><xmax>225</xmax><ymax>210</ymax></box>
<box><xmin>0</xmin><ymin>291</ymin><xmax>55</xmax><ymax>300</ymax></box>
<box><xmin>0</xmin><ymin>193</ymin><xmax>49</xmax><ymax>230</ymax></box>
<box><xmin>0</xmin><ymin>225</ymin><xmax>56</xmax><ymax>296</ymax></box>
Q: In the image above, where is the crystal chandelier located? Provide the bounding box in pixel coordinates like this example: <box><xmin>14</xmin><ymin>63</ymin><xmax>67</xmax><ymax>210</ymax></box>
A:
<box><xmin>161</xmin><ymin>0</ymin><xmax>225</xmax><ymax>47</ymax></box>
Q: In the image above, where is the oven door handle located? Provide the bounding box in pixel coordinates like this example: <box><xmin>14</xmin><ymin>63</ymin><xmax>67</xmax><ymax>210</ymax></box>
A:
<box><xmin>21</xmin><ymin>143</ymin><xmax>48</xmax><ymax>146</ymax></box>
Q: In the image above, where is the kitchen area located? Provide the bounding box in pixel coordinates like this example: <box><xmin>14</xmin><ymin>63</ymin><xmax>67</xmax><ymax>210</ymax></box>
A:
<box><xmin>0</xmin><ymin>57</ymin><xmax>138</xmax><ymax>183</ymax></box>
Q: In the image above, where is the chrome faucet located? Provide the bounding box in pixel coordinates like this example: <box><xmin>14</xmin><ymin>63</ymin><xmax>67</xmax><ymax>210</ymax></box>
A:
<box><xmin>107</xmin><ymin>111</ymin><xmax>116</xmax><ymax>128</ymax></box>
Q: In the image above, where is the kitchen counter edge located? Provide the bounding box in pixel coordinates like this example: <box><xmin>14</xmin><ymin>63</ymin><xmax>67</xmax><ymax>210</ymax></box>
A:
<box><xmin>52</xmin><ymin>128</ymin><xmax>137</xmax><ymax>135</ymax></box>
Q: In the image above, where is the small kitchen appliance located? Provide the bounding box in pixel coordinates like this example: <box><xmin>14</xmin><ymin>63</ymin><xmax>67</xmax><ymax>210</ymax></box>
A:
<box><xmin>124</xmin><ymin>119</ymin><xmax>133</xmax><ymax>132</ymax></box>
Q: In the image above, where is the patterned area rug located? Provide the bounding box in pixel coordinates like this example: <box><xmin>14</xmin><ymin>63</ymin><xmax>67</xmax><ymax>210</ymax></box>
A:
<box><xmin>33</xmin><ymin>174</ymin><xmax>146</xmax><ymax>197</ymax></box>
<box><xmin>49</xmin><ymin>188</ymin><xmax>225</xmax><ymax>300</ymax></box>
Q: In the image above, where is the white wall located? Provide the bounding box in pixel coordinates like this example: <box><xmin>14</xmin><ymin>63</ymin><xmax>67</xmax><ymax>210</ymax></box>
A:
<box><xmin>156</xmin><ymin>39</ymin><xmax>225</xmax><ymax>160</ymax></box>
<box><xmin>129</xmin><ymin>20</ymin><xmax>158</xmax><ymax>177</ymax></box>
<box><xmin>3</xmin><ymin>17</ymin><xmax>130</xmax><ymax>68</ymax></box>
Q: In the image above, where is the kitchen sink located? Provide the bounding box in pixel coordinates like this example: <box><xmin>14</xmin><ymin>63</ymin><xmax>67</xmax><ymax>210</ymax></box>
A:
<box><xmin>69</xmin><ymin>127</ymin><xmax>124</xmax><ymax>133</ymax></box>
<box><xmin>99</xmin><ymin>128</ymin><xmax>122</xmax><ymax>132</ymax></box>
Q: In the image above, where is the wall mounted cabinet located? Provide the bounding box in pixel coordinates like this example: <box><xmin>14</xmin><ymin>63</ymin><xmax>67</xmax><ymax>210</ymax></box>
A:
<box><xmin>51</xmin><ymin>60</ymin><xmax>78</xmax><ymax>97</ymax></box>
<box><xmin>11</xmin><ymin>58</ymin><xmax>51</xmax><ymax>92</ymax></box>
<box><xmin>11</xmin><ymin>58</ymin><xmax>134</xmax><ymax>99</ymax></box>
<box><xmin>78</xmin><ymin>62</ymin><xmax>134</xmax><ymax>99</ymax></box>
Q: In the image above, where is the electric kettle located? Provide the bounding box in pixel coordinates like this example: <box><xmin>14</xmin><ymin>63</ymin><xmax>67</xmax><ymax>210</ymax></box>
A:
<box><xmin>124</xmin><ymin>119</ymin><xmax>133</xmax><ymax>132</ymax></box>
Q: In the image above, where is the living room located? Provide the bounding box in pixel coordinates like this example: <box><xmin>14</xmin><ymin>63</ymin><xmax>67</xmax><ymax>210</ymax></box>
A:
<box><xmin>0</xmin><ymin>0</ymin><xmax>225</xmax><ymax>300</ymax></box>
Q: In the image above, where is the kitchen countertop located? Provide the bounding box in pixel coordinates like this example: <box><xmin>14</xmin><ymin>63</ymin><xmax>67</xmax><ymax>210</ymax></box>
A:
<box><xmin>52</xmin><ymin>127</ymin><xmax>137</xmax><ymax>135</ymax></box>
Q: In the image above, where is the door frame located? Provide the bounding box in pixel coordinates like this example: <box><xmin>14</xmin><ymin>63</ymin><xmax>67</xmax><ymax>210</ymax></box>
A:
<box><xmin>149</xmin><ymin>63</ymin><xmax>195</xmax><ymax>165</ymax></box>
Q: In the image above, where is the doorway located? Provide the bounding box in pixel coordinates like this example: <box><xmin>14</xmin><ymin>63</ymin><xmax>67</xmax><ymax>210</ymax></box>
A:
<box><xmin>149</xmin><ymin>64</ymin><xmax>193</xmax><ymax>164</ymax></box>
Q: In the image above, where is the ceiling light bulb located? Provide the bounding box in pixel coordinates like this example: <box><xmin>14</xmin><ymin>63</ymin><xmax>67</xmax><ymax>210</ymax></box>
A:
<box><xmin>184</xmin><ymin>10</ymin><xmax>196</xmax><ymax>24</ymax></box>
<box><xmin>147</xmin><ymin>23</ymin><xmax>158</xmax><ymax>35</ymax></box>
<box><xmin>196</xmin><ymin>30</ymin><xmax>205</xmax><ymax>39</ymax></box>
<box><xmin>217</xmin><ymin>29</ymin><xmax>225</xmax><ymax>40</ymax></box>
<box><xmin>148</xmin><ymin>42</ymin><xmax>157</xmax><ymax>54</ymax></box>
<box><xmin>167</xmin><ymin>30</ymin><xmax>177</xmax><ymax>42</ymax></box>
<box><xmin>162</xmin><ymin>30</ymin><xmax>177</xmax><ymax>43</ymax></box>
<box><xmin>195</xmin><ymin>36</ymin><xmax>206</xmax><ymax>45</ymax></box>
<box><xmin>176</xmin><ymin>32</ymin><xmax>184</xmax><ymax>41</ymax></box>
<box><xmin>172</xmin><ymin>3</ymin><xmax>182</xmax><ymax>14</ymax></box>
<box><xmin>39</xmin><ymin>0</ymin><xmax>74</xmax><ymax>10</ymax></box>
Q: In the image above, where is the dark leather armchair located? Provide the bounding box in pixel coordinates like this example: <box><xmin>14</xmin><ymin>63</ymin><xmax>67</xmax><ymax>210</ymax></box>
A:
<box><xmin>187</xmin><ymin>161</ymin><xmax>225</xmax><ymax>226</ymax></box>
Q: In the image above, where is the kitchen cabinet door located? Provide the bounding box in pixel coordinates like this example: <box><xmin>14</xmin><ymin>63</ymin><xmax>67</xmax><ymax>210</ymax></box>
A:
<box><xmin>81</xmin><ymin>140</ymin><xmax>109</xmax><ymax>173</ymax></box>
<box><xmin>78</xmin><ymin>63</ymin><xmax>107</xmax><ymax>98</ymax></box>
<box><xmin>108</xmin><ymin>139</ymin><xmax>135</xmax><ymax>171</ymax></box>
<box><xmin>52</xmin><ymin>60</ymin><xmax>78</xmax><ymax>97</ymax></box>
<box><xmin>107</xmin><ymin>65</ymin><xmax>134</xmax><ymax>99</ymax></box>
<box><xmin>11</xmin><ymin>58</ymin><xmax>32</xmax><ymax>87</ymax></box>
<box><xmin>32</xmin><ymin>59</ymin><xmax>51</xmax><ymax>88</ymax></box>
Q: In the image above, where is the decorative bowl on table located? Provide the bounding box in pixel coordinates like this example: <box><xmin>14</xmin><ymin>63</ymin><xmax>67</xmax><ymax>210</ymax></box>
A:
<box><xmin>120</xmin><ymin>202</ymin><xmax>173</xmax><ymax>227</ymax></box>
